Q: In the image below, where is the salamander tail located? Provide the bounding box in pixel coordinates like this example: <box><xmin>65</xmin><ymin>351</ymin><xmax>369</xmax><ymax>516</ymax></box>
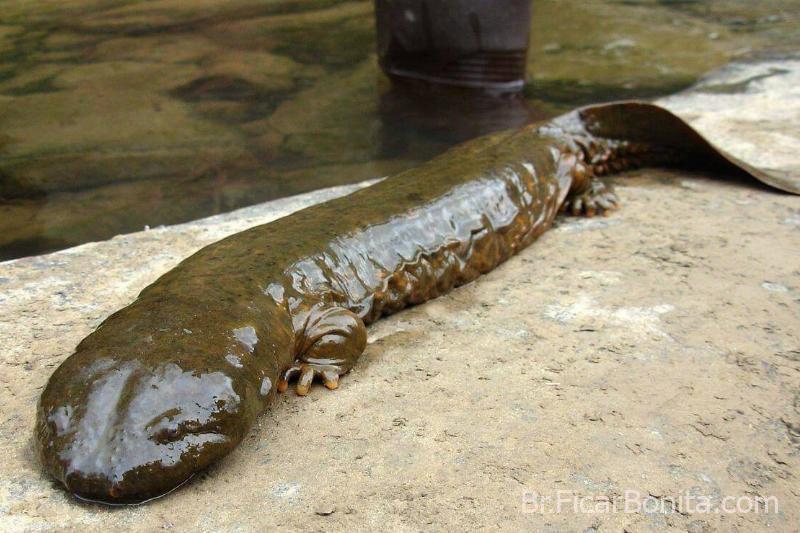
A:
<box><xmin>548</xmin><ymin>101</ymin><xmax>800</xmax><ymax>195</ymax></box>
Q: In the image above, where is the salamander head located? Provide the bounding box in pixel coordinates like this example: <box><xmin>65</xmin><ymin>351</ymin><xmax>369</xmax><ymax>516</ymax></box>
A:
<box><xmin>35</xmin><ymin>341</ymin><xmax>264</xmax><ymax>504</ymax></box>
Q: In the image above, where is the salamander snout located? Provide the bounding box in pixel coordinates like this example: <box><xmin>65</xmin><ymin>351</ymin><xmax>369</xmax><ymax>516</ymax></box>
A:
<box><xmin>36</xmin><ymin>356</ymin><xmax>248</xmax><ymax>504</ymax></box>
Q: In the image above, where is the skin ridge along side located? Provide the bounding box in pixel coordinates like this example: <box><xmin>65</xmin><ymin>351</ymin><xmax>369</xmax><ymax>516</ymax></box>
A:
<box><xmin>35</xmin><ymin>101</ymin><xmax>800</xmax><ymax>504</ymax></box>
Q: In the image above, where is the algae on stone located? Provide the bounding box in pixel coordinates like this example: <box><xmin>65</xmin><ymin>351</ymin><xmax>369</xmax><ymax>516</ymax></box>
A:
<box><xmin>1</xmin><ymin>0</ymin><xmax>797</xmax><ymax>258</ymax></box>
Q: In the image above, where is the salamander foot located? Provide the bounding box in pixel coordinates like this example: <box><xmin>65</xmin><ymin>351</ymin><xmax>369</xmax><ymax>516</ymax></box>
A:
<box><xmin>563</xmin><ymin>178</ymin><xmax>619</xmax><ymax>217</ymax></box>
<box><xmin>279</xmin><ymin>305</ymin><xmax>367</xmax><ymax>396</ymax></box>
<box><xmin>278</xmin><ymin>363</ymin><xmax>341</xmax><ymax>396</ymax></box>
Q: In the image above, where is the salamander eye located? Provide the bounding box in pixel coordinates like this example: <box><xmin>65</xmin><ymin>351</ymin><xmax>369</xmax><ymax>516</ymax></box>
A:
<box><xmin>151</xmin><ymin>420</ymin><xmax>205</xmax><ymax>444</ymax></box>
<box><xmin>147</xmin><ymin>408</ymin><xmax>216</xmax><ymax>444</ymax></box>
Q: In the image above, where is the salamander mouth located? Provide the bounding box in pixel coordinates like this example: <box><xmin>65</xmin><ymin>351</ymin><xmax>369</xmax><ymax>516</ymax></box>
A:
<box><xmin>67</xmin><ymin>473</ymin><xmax>197</xmax><ymax>506</ymax></box>
<box><xmin>41</xmin><ymin>411</ymin><xmax>235</xmax><ymax>504</ymax></box>
<box><xmin>45</xmin><ymin>413</ymin><xmax>236</xmax><ymax>504</ymax></box>
<box><xmin>61</xmin><ymin>460</ymin><xmax>206</xmax><ymax>505</ymax></box>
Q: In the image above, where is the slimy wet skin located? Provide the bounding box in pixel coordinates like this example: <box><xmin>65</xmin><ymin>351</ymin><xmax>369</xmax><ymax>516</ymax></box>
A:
<box><xmin>35</xmin><ymin>102</ymin><xmax>800</xmax><ymax>504</ymax></box>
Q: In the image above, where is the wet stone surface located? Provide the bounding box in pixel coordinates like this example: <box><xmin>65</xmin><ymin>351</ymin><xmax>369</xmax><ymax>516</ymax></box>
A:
<box><xmin>0</xmin><ymin>58</ymin><xmax>798</xmax><ymax>530</ymax></box>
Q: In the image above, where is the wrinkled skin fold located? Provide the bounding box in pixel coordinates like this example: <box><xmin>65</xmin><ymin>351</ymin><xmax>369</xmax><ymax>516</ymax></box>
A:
<box><xmin>36</xmin><ymin>102</ymin><xmax>800</xmax><ymax>504</ymax></box>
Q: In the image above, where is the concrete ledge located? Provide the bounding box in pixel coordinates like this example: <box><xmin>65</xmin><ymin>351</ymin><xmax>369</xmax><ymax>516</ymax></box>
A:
<box><xmin>1</xmin><ymin>59</ymin><xmax>799</xmax><ymax>530</ymax></box>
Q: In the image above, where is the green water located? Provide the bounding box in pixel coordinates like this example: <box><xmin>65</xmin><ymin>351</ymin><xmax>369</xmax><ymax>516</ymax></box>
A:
<box><xmin>0</xmin><ymin>0</ymin><xmax>797</xmax><ymax>259</ymax></box>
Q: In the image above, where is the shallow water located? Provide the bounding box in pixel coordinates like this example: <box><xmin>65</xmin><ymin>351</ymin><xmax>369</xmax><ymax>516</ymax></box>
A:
<box><xmin>0</xmin><ymin>0</ymin><xmax>796</xmax><ymax>260</ymax></box>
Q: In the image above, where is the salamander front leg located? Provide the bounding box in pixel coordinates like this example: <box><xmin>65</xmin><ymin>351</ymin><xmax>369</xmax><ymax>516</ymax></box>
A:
<box><xmin>563</xmin><ymin>177</ymin><xmax>619</xmax><ymax>217</ymax></box>
<box><xmin>278</xmin><ymin>306</ymin><xmax>367</xmax><ymax>396</ymax></box>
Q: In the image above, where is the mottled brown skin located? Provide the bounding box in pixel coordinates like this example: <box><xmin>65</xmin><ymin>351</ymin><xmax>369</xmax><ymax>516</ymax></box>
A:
<box><xmin>35</xmin><ymin>102</ymin><xmax>800</xmax><ymax>504</ymax></box>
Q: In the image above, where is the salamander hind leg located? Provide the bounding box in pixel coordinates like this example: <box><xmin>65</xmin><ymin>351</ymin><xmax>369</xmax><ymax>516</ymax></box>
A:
<box><xmin>279</xmin><ymin>306</ymin><xmax>367</xmax><ymax>396</ymax></box>
<box><xmin>563</xmin><ymin>176</ymin><xmax>619</xmax><ymax>217</ymax></box>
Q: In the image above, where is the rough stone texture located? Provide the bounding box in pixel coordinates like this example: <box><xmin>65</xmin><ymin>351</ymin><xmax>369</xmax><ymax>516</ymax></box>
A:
<box><xmin>1</xmin><ymin>59</ymin><xmax>799</xmax><ymax>531</ymax></box>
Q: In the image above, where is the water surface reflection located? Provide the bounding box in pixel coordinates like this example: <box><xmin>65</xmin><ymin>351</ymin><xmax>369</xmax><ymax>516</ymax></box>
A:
<box><xmin>0</xmin><ymin>0</ymin><xmax>795</xmax><ymax>259</ymax></box>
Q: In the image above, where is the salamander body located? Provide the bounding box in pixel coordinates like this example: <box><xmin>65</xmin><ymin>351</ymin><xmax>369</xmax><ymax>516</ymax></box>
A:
<box><xmin>35</xmin><ymin>102</ymin><xmax>800</xmax><ymax>503</ymax></box>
